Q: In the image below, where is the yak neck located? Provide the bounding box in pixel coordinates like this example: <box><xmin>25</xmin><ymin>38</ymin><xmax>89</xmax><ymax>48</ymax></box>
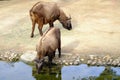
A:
<box><xmin>58</xmin><ymin>9</ymin><xmax>68</xmax><ymax>22</ymax></box>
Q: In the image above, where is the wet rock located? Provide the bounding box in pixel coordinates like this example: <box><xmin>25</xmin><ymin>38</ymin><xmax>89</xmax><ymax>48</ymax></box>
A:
<box><xmin>112</xmin><ymin>59</ymin><xmax>119</xmax><ymax>66</ymax></box>
<box><xmin>118</xmin><ymin>63</ymin><xmax>120</xmax><ymax>67</ymax></box>
<box><xmin>65</xmin><ymin>62</ymin><xmax>69</xmax><ymax>65</ymax></box>
<box><xmin>112</xmin><ymin>61</ymin><xmax>116</xmax><ymax>66</ymax></box>
<box><xmin>69</xmin><ymin>62</ymin><xmax>73</xmax><ymax>65</ymax></box>
<box><xmin>62</xmin><ymin>60</ymin><xmax>66</xmax><ymax>63</ymax></box>
<box><xmin>97</xmin><ymin>59</ymin><xmax>103</xmax><ymax>66</ymax></box>
<box><xmin>80</xmin><ymin>58</ymin><xmax>84</xmax><ymax>62</ymax></box>
<box><xmin>20</xmin><ymin>50</ymin><xmax>37</xmax><ymax>62</ymax></box>
<box><xmin>73</xmin><ymin>61</ymin><xmax>79</xmax><ymax>65</ymax></box>
<box><xmin>87</xmin><ymin>60</ymin><xmax>92</xmax><ymax>65</ymax></box>
<box><xmin>103</xmin><ymin>55</ymin><xmax>111</xmax><ymax>61</ymax></box>
<box><xmin>91</xmin><ymin>60</ymin><xmax>97</xmax><ymax>65</ymax></box>
<box><xmin>89</xmin><ymin>55</ymin><xmax>96</xmax><ymax>60</ymax></box>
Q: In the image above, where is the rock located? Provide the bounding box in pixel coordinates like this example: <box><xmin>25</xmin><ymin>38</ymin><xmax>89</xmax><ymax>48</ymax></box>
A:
<box><xmin>103</xmin><ymin>55</ymin><xmax>111</xmax><ymax>61</ymax></box>
<box><xmin>118</xmin><ymin>63</ymin><xmax>120</xmax><ymax>67</ymax></box>
<box><xmin>97</xmin><ymin>59</ymin><xmax>103</xmax><ymax>66</ymax></box>
<box><xmin>76</xmin><ymin>58</ymin><xmax>80</xmax><ymax>62</ymax></box>
<box><xmin>87</xmin><ymin>60</ymin><xmax>92</xmax><ymax>65</ymax></box>
<box><xmin>89</xmin><ymin>55</ymin><xmax>96</xmax><ymax>60</ymax></box>
<box><xmin>102</xmin><ymin>62</ymin><xmax>106</xmax><ymax>66</ymax></box>
<box><xmin>80</xmin><ymin>58</ymin><xmax>84</xmax><ymax>62</ymax></box>
<box><xmin>65</xmin><ymin>62</ymin><xmax>68</xmax><ymax>65</ymax></box>
<box><xmin>112</xmin><ymin>61</ymin><xmax>116</xmax><ymax>66</ymax></box>
<box><xmin>73</xmin><ymin>61</ymin><xmax>79</xmax><ymax>65</ymax></box>
<box><xmin>91</xmin><ymin>60</ymin><xmax>97</xmax><ymax>65</ymax></box>
<box><xmin>62</xmin><ymin>60</ymin><xmax>66</xmax><ymax>63</ymax></box>
<box><xmin>107</xmin><ymin>62</ymin><xmax>111</xmax><ymax>66</ymax></box>
<box><xmin>69</xmin><ymin>62</ymin><xmax>73</xmax><ymax>65</ymax></box>
<box><xmin>112</xmin><ymin>59</ymin><xmax>119</xmax><ymax>66</ymax></box>
<box><xmin>20</xmin><ymin>50</ymin><xmax>37</xmax><ymax>63</ymax></box>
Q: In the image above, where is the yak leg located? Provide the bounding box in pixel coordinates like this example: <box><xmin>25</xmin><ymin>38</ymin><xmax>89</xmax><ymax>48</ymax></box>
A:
<box><xmin>31</xmin><ymin>20</ymin><xmax>36</xmax><ymax>38</ymax></box>
<box><xmin>38</xmin><ymin>26</ymin><xmax>43</xmax><ymax>36</ymax></box>
<box><xmin>58</xmin><ymin>47</ymin><xmax>61</xmax><ymax>58</ymax></box>
<box><xmin>48</xmin><ymin>55</ymin><xmax>52</xmax><ymax>73</ymax></box>
<box><xmin>38</xmin><ymin>20</ymin><xmax>43</xmax><ymax>36</ymax></box>
<box><xmin>53</xmin><ymin>51</ymin><xmax>55</xmax><ymax>58</ymax></box>
<box><xmin>48</xmin><ymin>56</ymin><xmax>52</xmax><ymax>68</ymax></box>
<box><xmin>58</xmin><ymin>32</ymin><xmax>61</xmax><ymax>58</ymax></box>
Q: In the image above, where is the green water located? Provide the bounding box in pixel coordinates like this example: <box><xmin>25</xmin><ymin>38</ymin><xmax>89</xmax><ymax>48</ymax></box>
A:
<box><xmin>0</xmin><ymin>61</ymin><xmax>120</xmax><ymax>80</ymax></box>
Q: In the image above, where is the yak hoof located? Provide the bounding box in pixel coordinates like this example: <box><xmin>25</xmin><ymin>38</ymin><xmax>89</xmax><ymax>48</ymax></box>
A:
<box><xmin>31</xmin><ymin>34</ymin><xmax>34</xmax><ymax>38</ymax></box>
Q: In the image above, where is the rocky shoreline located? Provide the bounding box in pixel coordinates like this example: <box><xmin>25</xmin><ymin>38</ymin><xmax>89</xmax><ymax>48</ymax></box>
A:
<box><xmin>54</xmin><ymin>54</ymin><xmax>120</xmax><ymax>67</ymax></box>
<box><xmin>0</xmin><ymin>51</ymin><xmax>120</xmax><ymax>67</ymax></box>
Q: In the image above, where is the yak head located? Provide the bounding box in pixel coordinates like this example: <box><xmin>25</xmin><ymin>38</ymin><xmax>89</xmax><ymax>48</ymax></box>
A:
<box><xmin>61</xmin><ymin>16</ymin><xmax>72</xmax><ymax>30</ymax></box>
<box><xmin>34</xmin><ymin>58</ymin><xmax>44</xmax><ymax>74</ymax></box>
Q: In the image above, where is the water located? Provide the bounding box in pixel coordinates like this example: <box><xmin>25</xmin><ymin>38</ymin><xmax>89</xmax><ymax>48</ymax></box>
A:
<box><xmin>0</xmin><ymin>61</ymin><xmax>35</xmax><ymax>80</ymax></box>
<box><xmin>0</xmin><ymin>61</ymin><xmax>120</xmax><ymax>80</ymax></box>
<box><xmin>62</xmin><ymin>64</ymin><xmax>120</xmax><ymax>80</ymax></box>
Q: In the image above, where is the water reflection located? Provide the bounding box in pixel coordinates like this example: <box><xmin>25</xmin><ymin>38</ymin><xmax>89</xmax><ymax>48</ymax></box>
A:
<box><xmin>111</xmin><ymin>67</ymin><xmax>120</xmax><ymax>76</ymax></box>
<box><xmin>0</xmin><ymin>61</ymin><xmax>35</xmax><ymax>80</ymax></box>
<box><xmin>62</xmin><ymin>64</ymin><xmax>105</xmax><ymax>80</ymax></box>
<box><xmin>32</xmin><ymin>62</ymin><xmax>61</xmax><ymax>80</ymax></box>
<box><xmin>0</xmin><ymin>61</ymin><xmax>120</xmax><ymax>80</ymax></box>
<box><xmin>62</xmin><ymin>64</ymin><xmax>120</xmax><ymax>80</ymax></box>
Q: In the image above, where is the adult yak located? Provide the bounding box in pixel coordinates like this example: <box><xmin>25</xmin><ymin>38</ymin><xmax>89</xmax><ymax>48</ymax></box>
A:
<box><xmin>29</xmin><ymin>1</ymin><xmax>72</xmax><ymax>38</ymax></box>
<box><xmin>35</xmin><ymin>27</ymin><xmax>61</xmax><ymax>73</ymax></box>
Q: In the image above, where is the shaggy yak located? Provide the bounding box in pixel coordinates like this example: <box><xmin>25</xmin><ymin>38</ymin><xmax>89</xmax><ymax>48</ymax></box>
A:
<box><xmin>30</xmin><ymin>1</ymin><xmax>72</xmax><ymax>38</ymax></box>
<box><xmin>35</xmin><ymin>27</ymin><xmax>61</xmax><ymax>73</ymax></box>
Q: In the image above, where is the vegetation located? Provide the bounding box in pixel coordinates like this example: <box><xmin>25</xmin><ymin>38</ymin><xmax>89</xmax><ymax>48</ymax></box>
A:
<box><xmin>32</xmin><ymin>62</ymin><xmax>61</xmax><ymax>80</ymax></box>
<box><xmin>96</xmin><ymin>67</ymin><xmax>120</xmax><ymax>80</ymax></box>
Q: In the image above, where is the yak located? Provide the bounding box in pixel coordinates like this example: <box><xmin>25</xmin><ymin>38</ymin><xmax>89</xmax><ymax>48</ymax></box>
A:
<box><xmin>35</xmin><ymin>27</ymin><xmax>61</xmax><ymax>73</ymax></box>
<box><xmin>30</xmin><ymin>1</ymin><xmax>72</xmax><ymax>38</ymax></box>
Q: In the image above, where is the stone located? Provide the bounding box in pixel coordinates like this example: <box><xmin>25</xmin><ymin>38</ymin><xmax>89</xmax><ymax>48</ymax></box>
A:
<box><xmin>97</xmin><ymin>59</ymin><xmax>103</xmax><ymax>66</ymax></box>
<box><xmin>69</xmin><ymin>62</ymin><xmax>73</xmax><ymax>65</ymax></box>
<box><xmin>112</xmin><ymin>60</ymin><xmax>118</xmax><ymax>66</ymax></box>
<box><xmin>112</xmin><ymin>60</ymin><xmax>117</xmax><ymax>66</ymax></box>
<box><xmin>74</xmin><ymin>61</ymin><xmax>79</xmax><ymax>65</ymax></box>
<box><xmin>80</xmin><ymin>58</ymin><xmax>84</xmax><ymax>62</ymax></box>
<box><xmin>103</xmin><ymin>55</ymin><xmax>111</xmax><ymax>61</ymax></box>
<box><xmin>89</xmin><ymin>55</ymin><xmax>96</xmax><ymax>60</ymax></box>
<box><xmin>87</xmin><ymin>60</ymin><xmax>92</xmax><ymax>65</ymax></box>
<box><xmin>65</xmin><ymin>62</ymin><xmax>68</xmax><ymax>65</ymax></box>
<box><xmin>118</xmin><ymin>63</ymin><xmax>120</xmax><ymax>67</ymax></box>
<box><xmin>91</xmin><ymin>60</ymin><xmax>97</xmax><ymax>65</ymax></box>
<box><xmin>20</xmin><ymin>50</ymin><xmax>37</xmax><ymax>62</ymax></box>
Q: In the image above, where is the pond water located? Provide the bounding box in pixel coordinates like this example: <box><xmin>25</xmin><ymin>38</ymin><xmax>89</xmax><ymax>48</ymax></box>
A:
<box><xmin>0</xmin><ymin>61</ymin><xmax>120</xmax><ymax>80</ymax></box>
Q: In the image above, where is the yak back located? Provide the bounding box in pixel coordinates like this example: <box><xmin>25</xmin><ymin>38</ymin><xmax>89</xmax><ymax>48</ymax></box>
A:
<box><xmin>30</xmin><ymin>1</ymin><xmax>60</xmax><ymax>23</ymax></box>
<box><xmin>36</xmin><ymin>27</ymin><xmax>60</xmax><ymax>57</ymax></box>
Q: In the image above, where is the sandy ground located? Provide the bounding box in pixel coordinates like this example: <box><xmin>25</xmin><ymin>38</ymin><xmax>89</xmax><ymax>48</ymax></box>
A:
<box><xmin>0</xmin><ymin>0</ymin><xmax>120</xmax><ymax>57</ymax></box>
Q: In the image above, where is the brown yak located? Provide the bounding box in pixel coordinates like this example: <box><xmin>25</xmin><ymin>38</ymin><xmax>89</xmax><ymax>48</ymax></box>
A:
<box><xmin>35</xmin><ymin>27</ymin><xmax>61</xmax><ymax>73</ymax></box>
<box><xmin>30</xmin><ymin>1</ymin><xmax>72</xmax><ymax>38</ymax></box>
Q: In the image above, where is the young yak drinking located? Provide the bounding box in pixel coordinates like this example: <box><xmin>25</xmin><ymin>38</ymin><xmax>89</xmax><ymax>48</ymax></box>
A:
<box><xmin>35</xmin><ymin>27</ymin><xmax>61</xmax><ymax>74</ymax></box>
<box><xmin>30</xmin><ymin>1</ymin><xmax>72</xmax><ymax>37</ymax></box>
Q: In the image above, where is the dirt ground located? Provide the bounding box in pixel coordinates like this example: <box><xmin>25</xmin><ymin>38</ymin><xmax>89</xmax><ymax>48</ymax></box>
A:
<box><xmin>0</xmin><ymin>0</ymin><xmax>120</xmax><ymax>57</ymax></box>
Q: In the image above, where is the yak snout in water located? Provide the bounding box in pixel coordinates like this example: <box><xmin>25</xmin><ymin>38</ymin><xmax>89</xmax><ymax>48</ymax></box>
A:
<box><xmin>34</xmin><ymin>58</ymin><xmax>44</xmax><ymax>74</ymax></box>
